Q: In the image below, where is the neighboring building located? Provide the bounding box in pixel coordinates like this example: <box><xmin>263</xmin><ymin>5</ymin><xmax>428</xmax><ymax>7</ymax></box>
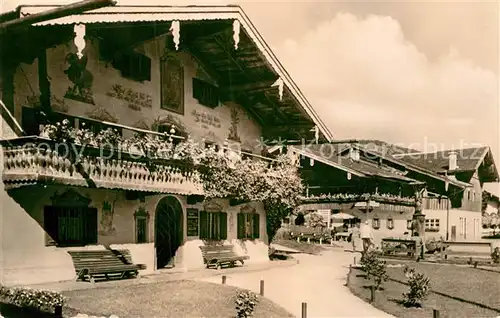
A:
<box><xmin>0</xmin><ymin>5</ymin><xmax>332</xmax><ymax>286</ymax></box>
<box><xmin>292</xmin><ymin>141</ymin><xmax>499</xmax><ymax>245</ymax></box>
<box><xmin>483</xmin><ymin>190</ymin><xmax>500</xmax><ymax>215</ymax></box>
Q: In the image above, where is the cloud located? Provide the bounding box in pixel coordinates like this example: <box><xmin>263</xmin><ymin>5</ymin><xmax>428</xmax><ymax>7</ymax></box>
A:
<box><xmin>273</xmin><ymin>12</ymin><xmax>498</xmax><ymax>159</ymax></box>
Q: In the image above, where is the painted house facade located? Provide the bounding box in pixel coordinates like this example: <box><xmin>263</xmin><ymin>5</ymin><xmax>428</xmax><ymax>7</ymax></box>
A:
<box><xmin>294</xmin><ymin>141</ymin><xmax>498</xmax><ymax>245</ymax></box>
<box><xmin>0</xmin><ymin>5</ymin><xmax>332</xmax><ymax>286</ymax></box>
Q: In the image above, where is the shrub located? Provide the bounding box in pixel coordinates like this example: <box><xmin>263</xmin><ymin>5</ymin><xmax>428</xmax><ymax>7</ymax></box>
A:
<box><xmin>360</xmin><ymin>250</ymin><xmax>389</xmax><ymax>290</ymax></box>
<box><xmin>0</xmin><ymin>284</ymin><xmax>65</xmax><ymax>314</ymax></box>
<box><xmin>402</xmin><ymin>266</ymin><xmax>431</xmax><ymax>307</ymax></box>
<box><xmin>235</xmin><ymin>291</ymin><xmax>258</xmax><ymax>318</ymax></box>
<box><xmin>492</xmin><ymin>247</ymin><xmax>500</xmax><ymax>263</ymax></box>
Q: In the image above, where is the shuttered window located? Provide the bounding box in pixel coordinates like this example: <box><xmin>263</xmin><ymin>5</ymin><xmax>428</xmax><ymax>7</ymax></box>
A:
<box><xmin>192</xmin><ymin>78</ymin><xmax>219</xmax><ymax>108</ymax></box>
<box><xmin>44</xmin><ymin>206</ymin><xmax>98</xmax><ymax>246</ymax></box>
<box><xmin>237</xmin><ymin>213</ymin><xmax>260</xmax><ymax>240</ymax></box>
<box><xmin>199</xmin><ymin>211</ymin><xmax>227</xmax><ymax>240</ymax></box>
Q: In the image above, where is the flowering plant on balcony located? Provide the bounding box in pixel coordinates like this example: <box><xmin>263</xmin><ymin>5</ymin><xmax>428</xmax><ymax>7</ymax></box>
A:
<box><xmin>39</xmin><ymin>121</ymin><xmax>303</xmax><ymax>209</ymax></box>
<box><xmin>299</xmin><ymin>192</ymin><xmax>415</xmax><ymax>205</ymax></box>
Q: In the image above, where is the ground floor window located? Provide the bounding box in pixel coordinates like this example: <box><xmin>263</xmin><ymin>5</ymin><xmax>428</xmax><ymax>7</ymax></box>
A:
<box><xmin>199</xmin><ymin>211</ymin><xmax>227</xmax><ymax>240</ymax></box>
<box><xmin>134</xmin><ymin>207</ymin><xmax>150</xmax><ymax>243</ymax></box>
<box><xmin>44</xmin><ymin>206</ymin><xmax>98</xmax><ymax>246</ymax></box>
<box><xmin>425</xmin><ymin>218</ymin><xmax>440</xmax><ymax>232</ymax></box>
<box><xmin>372</xmin><ymin>218</ymin><xmax>380</xmax><ymax>229</ymax></box>
<box><xmin>386</xmin><ymin>218</ymin><xmax>394</xmax><ymax>230</ymax></box>
<box><xmin>237</xmin><ymin>213</ymin><xmax>260</xmax><ymax>239</ymax></box>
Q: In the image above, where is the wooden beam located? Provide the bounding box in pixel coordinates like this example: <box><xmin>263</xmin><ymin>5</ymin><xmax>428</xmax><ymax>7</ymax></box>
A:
<box><xmin>38</xmin><ymin>48</ymin><xmax>51</xmax><ymax>115</ymax></box>
<box><xmin>0</xmin><ymin>0</ymin><xmax>116</xmax><ymax>32</ymax></box>
<box><xmin>220</xmin><ymin>80</ymin><xmax>276</xmax><ymax>93</ymax></box>
<box><xmin>212</xmin><ymin>33</ymin><xmax>289</xmax><ymax>124</ymax></box>
<box><xmin>182</xmin><ymin>42</ymin><xmax>222</xmax><ymax>84</ymax></box>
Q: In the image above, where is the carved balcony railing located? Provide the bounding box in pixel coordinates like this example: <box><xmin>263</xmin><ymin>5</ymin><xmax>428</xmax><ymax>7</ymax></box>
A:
<box><xmin>0</xmin><ymin>136</ymin><xmax>204</xmax><ymax>195</ymax></box>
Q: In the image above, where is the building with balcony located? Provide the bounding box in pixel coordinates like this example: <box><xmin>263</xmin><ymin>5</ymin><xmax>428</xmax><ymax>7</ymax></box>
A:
<box><xmin>0</xmin><ymin>4</ymin><xmax>332</xmax><ymax>286</ymax></box>
<box><xmin>291</xmin><ymin>140</ymin><xmax>498</xmax><ymax>246</ymax></box>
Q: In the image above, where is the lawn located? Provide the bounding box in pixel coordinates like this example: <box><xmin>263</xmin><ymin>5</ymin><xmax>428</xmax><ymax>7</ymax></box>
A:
<box><xmin>272</xmin><ymin>239</ymin><xmax>329</xmax><ymax>255</ymax></box>
<box><xmin>348</xmin><ymin>261</ymin><xmax>500</xmax><ymax>318</ymax></box>
<box><xmin>62</xmin><ymin>280</ymin><xmax>294</xmax><ymax>318</ymax></box>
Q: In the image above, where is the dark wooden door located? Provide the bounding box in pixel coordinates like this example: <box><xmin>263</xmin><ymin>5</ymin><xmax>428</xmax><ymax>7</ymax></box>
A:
<box><xmin>451</xmin><ymin>226</ymin><xmax>456</xmax><ymax>241</ymax></box>
<box><xmin>155</xmin><ymin>196</ymin><xmax>183</xmax><ymax>269</ymax></box>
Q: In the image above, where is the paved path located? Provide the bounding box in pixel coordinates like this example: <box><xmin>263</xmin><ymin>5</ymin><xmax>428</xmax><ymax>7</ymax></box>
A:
<box><xmin>198</xmin><ymin>249</ymin><xmax>394</xmax><ymax>318</ymax></box>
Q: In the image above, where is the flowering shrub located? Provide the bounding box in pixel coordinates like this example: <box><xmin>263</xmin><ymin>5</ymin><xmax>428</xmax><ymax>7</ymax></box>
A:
<box><xmin>235</xmin><ymin>291</ymin><xmax>258</xmax><ymax>318</ymax></box>
<box><xmin>0</xmin><ymin>285</ymin><xmax>65</xmax><ymax>314</ymax></box>
<box><xmin>40</xmin><ymin>121</ymin><xmax>303</xmax><ymax>243</ymax></box>
<box><xmin>492</xmin><ymin>247</ymin><xmax>500</xmax><ymax>263</ymax></box>
<box><xmin>402</xmin><ymin>266</ymin><xmax>431</xmax><ymax>307</ymax></box>
<box><xmin>360</xmin><ymin>250</ymin><xmax>389</xmax><ymax>290</ymax></box>
<box><xmin>307</xmin><ymin>212</ymin><xmax>326</xmax><ymax>229</ymax></box>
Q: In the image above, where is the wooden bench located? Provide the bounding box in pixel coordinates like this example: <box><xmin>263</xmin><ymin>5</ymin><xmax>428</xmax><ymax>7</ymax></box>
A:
<box><xmin>68</xmin><ymin>249</ymin><xmax>140</xmax><ymax>282</ymax></box>
<box><xmin>199</xmin><ymin>245</ymin><xmax>249</xmax><ymax>269</ymax></box>
<box><xmin>381</xmin><ymin>238</ymin><xmax>419</xmax><ymax>260</ymax></box>
<box><xmin>440</xmin><ymin>241</ymin><xmax>493</xmax><ymax>264</ymax></box>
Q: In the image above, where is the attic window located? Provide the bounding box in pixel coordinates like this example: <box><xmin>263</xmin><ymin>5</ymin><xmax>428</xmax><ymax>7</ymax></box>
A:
<box><xmin>112</xmin><ymin>51</ymin><xmax>151</xmax><ymax>82</ymax></box>
<box><xmin>193</xmin><ymin>78</ymin><xmax>219</xmax><ymax>108</ymax></box>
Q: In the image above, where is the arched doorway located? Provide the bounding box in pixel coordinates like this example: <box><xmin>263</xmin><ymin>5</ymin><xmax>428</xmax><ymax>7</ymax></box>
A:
<box><xmin>155</xmin><ymin>196</ymin><xmax>183</xmax><ymax>269</ymax></box>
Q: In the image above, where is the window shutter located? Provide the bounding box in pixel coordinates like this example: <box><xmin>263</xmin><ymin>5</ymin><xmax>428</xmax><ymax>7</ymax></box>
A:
<box><xmin>237</xmin><ymin>213</ymin><xmax>245</xmax><ymax>239</ymax></box>
<box><xmin>219</xmin><ymin>212</ymin><xmax>228</xmax><ymax>240</ymax></box>
<box><xmin>199</xmin><ymin>211</ymin><xmax>208</xmax><ymax>239</ymax></box>
<box><xmin>252</xmin><ymin>213</ymin><xmax>260</xmax><ymax>239</ymax></box>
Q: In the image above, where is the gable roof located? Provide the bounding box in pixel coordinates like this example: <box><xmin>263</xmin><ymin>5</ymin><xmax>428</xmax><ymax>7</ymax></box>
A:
<box><xmin>289</xmin><ymin>144</ymin><xmax>424</xmax><ymax>185</ymax></box>
<box><xmin>5</xmin><ymin>4</ymin><xmax>333</xmax><ymax>142</ymax></box>
<box><xmin>393</xmin><ymin>147</ymin><xmax>488</xmax><ymax>173</ymax></box>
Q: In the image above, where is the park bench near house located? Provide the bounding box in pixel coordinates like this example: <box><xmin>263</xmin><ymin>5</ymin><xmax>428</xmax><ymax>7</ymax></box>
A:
<box><xmin>289</xmin><ymin>225</ymin><xmax>332</xmax><ymax>244</ymax></box>
<box><xmin>67</xmin><ymin>249</ymin><xmax>141</xmax><ymax>283</ymax></box>
<box><xmin>381</xmin><ymin>238</ymin><xmax>420</xmax><ymax>260</ymax></box>
<box><xmin>440</xmin><ymin>241</ymin><xmax>493</xmax><ymax>265</ymax></box>
<box><xmin>199</xmin><ymin>245</ymin><xmax>249</xmax><ymax>269</ymax></box>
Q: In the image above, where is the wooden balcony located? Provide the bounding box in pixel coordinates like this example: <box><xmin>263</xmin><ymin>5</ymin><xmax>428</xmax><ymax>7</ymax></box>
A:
<box><xmin>0</xmin><ymin>136</ymin><xmax>203</xmax><ymax>195</ymax></box>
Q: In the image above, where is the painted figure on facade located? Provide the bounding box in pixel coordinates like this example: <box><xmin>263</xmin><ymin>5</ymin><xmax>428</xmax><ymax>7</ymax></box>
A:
<box><xmin>99</xmin><ymin>200</ymin><xmax>116</xmax><ymax>236</ymax></box>
<box><xmin>64</xmin><ymin>53</ymin><xmax>95</xmax><ymax>105</ymax></box>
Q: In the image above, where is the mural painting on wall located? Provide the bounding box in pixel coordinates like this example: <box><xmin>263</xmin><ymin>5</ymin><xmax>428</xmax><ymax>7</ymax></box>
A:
<box><xmin>152</xmin><ymin>114</ymin><xmax>187</xmax><ymax>136</ymax></box>
<box><xmin>106</xmin><ymin>84</ymin><xmax>153</xmax><ymax>111</ymax></box>
<box><xmin>26</xmin><ymin>95</ymin><xmax>69</xmax><ymax>113</ymax></box>
<box><xmin>85</xmin><ymin>107</ymin><xmax>118</xmax><ymax>123</ymax></box>
<box><xmin>99</xmin><ymin>199</ymin><xmax>117</xmax><ymax>236</ymax></box>
<box><xmin>191</xmin><ymin>109</ymin><xmax>221</xmax><ymax>130</ymax></box>
<box><xmin>160</xmin><ymin>54</ymin><xmax>184</xmax><ymax>115</ymax></box>
<box><xmin>64</xmin><ymin>53</ymin><xmax>95</xmax><ymax>105</ymax></box>
<box><xmin>228</xmin><ymin>105</ymin><xmax>240</xmax><ymax>142</ymax></box>
<box><xmin>132</xmin><ymin>119</ymin><xmax>150</xmax><ymax>130</ymax></box>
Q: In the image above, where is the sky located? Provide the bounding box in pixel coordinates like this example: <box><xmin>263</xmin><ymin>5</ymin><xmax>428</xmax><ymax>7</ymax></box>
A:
<box><xmin>2</xmin><ymin>0</ymin><xmax>499</xmax><ymax>195</ymax></box>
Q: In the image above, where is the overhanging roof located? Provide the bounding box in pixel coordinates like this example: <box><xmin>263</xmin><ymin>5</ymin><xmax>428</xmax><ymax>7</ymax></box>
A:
<box><xmin>7</xmin><ymin>4</ymin><xmax>334</xmax><ymax>142</ymax></box>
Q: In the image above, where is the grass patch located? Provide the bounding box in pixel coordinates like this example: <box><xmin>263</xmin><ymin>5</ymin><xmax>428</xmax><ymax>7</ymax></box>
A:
<box><xmin>348</xmin><ymin>262</ymin><xmax>500</xmax><ymax>318</ymax></box>
<box><xmin>272</xmin><ymin>239</ymin><xmax>327</xmax><ymax>255</ymax></box>
<box><xmin>62</xmin><ymin>280</ymin><xmax>294</xmax><ymax>318</ymax></box>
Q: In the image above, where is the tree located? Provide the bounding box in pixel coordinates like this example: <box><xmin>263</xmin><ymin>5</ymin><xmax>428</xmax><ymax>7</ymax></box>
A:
<box><xmin>295</xmin><ymin>213</ymin><xmax>305</xmax><ymax>226</ymax></box>
<box><xmin>307</xmin><ymin>212</ymin><xmax>326</xmax><ymax>229</ymax></box>
<box><xmin>482</xmin><ymin>213</ymin><xmax>492</xmax><ymax>229</ymax></box>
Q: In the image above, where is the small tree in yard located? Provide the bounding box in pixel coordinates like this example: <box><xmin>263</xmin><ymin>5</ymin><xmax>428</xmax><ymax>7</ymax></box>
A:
<box><xmin>492</xmin><ymin>247</ymin><xmax>500</xmax><ymax>263</ymax></box>
<box><xmin>307</xmin><ymin>212</ymin><xmax>326</xmax><ymax>230</ymax></box>
<box><xmin>360</xmin><ymin>250</ymin><xmax>389</xmax><ymax>290</ymax></box>
<box><xmin>402</xmin><ymin>266</ymin><xmax>431</xmax><ymax>307</ymax></box>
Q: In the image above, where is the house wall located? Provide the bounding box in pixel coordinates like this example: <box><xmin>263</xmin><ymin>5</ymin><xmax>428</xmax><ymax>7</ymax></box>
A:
<box><xmin>0</xmin><ymin>184</ymin><xmax>268</xmax><ymax>286</ymax></box>
<box><xmin>12</xmin><ymin>33</ymin><xmax>261</xmax><ymax>150</ymax></box>
<box><xmin>1</xmin><ymin>32</ymin><xmax>273</xmax><ymax>286</ymax></box>
<box><xmin>423</xmin><ymin>208</ymin><xmax>482</xmax><ymax>242</ymax></box>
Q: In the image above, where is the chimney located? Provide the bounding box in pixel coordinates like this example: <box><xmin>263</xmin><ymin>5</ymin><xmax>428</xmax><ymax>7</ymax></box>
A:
<box><xmin>448</xmin><ymin>151</ymin><xmax>458</xmax><ymax>170</ymax></box>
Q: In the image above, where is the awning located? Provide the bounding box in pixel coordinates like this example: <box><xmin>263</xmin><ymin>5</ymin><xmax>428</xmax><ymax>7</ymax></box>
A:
<box><xmin>331</xmin><ymin>212</ymin><xmax>355</xmax><ymax>220</ymax></box>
